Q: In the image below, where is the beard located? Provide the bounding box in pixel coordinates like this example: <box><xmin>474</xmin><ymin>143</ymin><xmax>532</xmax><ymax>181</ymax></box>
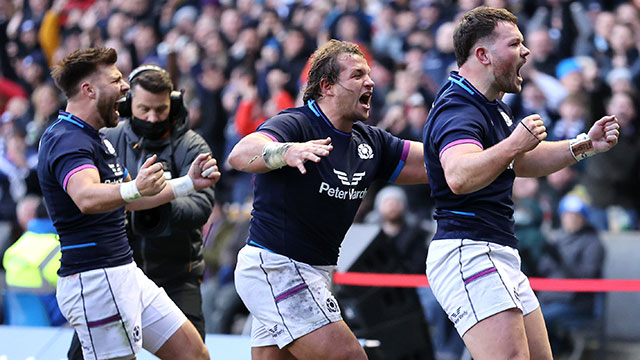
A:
<box><xmin>97</xmin><ymin>95</ymin><xmax>118</xmax><ymax>128</ymax></box>
<box><xmin>493</xmin><ymin>61</ymin><xmax>523</xmax><ymax>94</ymax></box>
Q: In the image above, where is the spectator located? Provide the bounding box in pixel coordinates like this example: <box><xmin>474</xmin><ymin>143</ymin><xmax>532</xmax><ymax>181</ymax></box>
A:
<box><xmin>526</xmin><ymin>28</ymin><xmax>561</xmax><ymax>77</ymax></box>
<box><xmin>550</xmin><ymin>93</ymin><xmax>587</xmax><ymax>140</ymax></box>
<box><xmin>583</xmin><ymin>91</ymin><xmax>640</xmax><ymax>230</ymax></box>
<box><xmin>2</xmin><ymin>197</ymin><xmax>65</xmax><ymax>326</ymax></box>
<box><xmin>539</xmin><ymin>166</ymin><xmax>580</xmax><ymax>230</ymax></box>
<box><xmin>537</xmin><ymin>194</ymin><xmax>605</xmax><ymax>355</ymax></box>
<box><xmin>513</xmin><ymin>177</ymin><xmax>546</xmax><ymax>277</ymax></box>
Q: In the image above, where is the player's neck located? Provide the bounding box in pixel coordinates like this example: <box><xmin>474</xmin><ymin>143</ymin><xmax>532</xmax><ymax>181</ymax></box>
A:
<box><xmin>315</xmin><ymin>99</ymin><xmax>354</xmax><ymax>133</ymax></box>
<box><xmin>65</xmin><ymin>101</ymin><xmax>102</xmax><ymax>130</ymax></box>
<box><xmin>458</xmin><ymin>66</ymin><xmax>500</xmax><ymax>102</ymax></box>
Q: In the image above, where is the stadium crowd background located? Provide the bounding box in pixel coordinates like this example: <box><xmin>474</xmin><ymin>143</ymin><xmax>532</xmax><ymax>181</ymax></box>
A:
<box><xmin>0</xmin><ymin>0</ymin><xmax>639</xmax><ymax>348</ymax></box>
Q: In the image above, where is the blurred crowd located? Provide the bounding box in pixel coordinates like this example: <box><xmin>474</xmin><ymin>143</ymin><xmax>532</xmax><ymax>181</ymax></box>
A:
<box><xmin>0</xmin><ymin>0</ymin><xmax>638</xmax><ymax>354</ymax></box>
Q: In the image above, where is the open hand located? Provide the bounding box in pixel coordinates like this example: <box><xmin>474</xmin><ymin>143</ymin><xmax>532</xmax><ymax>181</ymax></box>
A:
<box><xmin>284</xmin><ymin>137</ymin><xmax>333</xmax><ymax>174</ymax></box>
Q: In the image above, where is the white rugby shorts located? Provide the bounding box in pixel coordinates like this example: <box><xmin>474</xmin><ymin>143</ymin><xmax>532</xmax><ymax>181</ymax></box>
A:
<box><xmin>56</xmin><ymin>261</ymin><xmax>187</xmax><ymax>359</ymax></box>
<box><xmin>426</xmin><ymin>239</ymin><xmax>539</xmax><ymax>337</ymax></box>
<box><xmin>235</xmin><ymin>245</ymin><xmax>343</xmax><ymax>349</ymax></box>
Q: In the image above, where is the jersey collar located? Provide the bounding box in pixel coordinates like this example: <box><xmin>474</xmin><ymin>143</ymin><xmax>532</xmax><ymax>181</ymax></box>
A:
<box><xmin>306</xmin><ymin>99</ymin><xmax>352</xmax><ymax>137</ymax></box>
<box><xmin>57</xmin><ymin>111</ymin><xmax>99</xmax><ymax>135</ymax></box>
<box><xmin>447</xmin><ymin>72</ymin><xmax>496</xmax><ymax>105</ymax></box>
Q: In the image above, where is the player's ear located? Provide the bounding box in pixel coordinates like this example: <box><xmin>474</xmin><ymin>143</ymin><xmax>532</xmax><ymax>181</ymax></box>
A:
<box><xmin>320</xmin><ymin>77</ymin><xmax>334</xmax><ymax>97</ymax></box>
<box><xmin>80</xmin><ymin>81</ymin><xmax>96</xmax><ymax>99</ymax></box>
<box><xmin>475</xmin><ymin>46</ymin><xmax>491</xmax><ymax>65</ymax></box>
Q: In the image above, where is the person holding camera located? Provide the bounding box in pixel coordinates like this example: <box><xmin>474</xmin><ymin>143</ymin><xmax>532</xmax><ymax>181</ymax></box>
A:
<box><xmin>67</xmin><ymin>64</ymin><xmax>216</xmax><ymax>358</ymax></box>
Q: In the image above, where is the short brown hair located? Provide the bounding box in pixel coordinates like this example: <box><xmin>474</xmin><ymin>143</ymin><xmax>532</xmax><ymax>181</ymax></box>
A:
<box><xmin>129</xmin><ymin>66</ymin><xmax>173</xmax><ymax>95</ymax></box>
<box><xmin>50</xmin><ymin>47</ymin><xmax>118</xmax><ymax>99</ymax></box>
<box><xmin>454</xmin><ymin>7</ymin><xmax>518</xmax><ymax>67</ymax></box>
<box><xmin>302</xmin><ymin>39</ymin><xmax>364</xmax><ymax>103</ymax></box>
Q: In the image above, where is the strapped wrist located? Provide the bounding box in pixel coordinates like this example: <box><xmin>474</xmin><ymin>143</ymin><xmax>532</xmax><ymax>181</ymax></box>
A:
<box><xmin>170</xmin><ymin>175</ymin><xmax>195</xmax><ymax>198</ymax></box>
<box><xmin>570</xmin><ymin>133</ymin><xmax>596</xmax><ymax>162</ymax></box>
<box><xmin>120</xmin><ymin>181</ymin><xmax>142</xmax><ymax>203</ymax></box>
<box><xmin>262</xmin><ymin>142</ymin><xmax>293</xmax><ymax>170</ymax></box>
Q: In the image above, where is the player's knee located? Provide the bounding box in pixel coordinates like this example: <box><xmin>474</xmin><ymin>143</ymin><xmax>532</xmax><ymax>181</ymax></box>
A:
<box><xmin>192</xmin><ymin>344</ymin><xmax>209</xmax><ymax>360</ymax></box>
<box><xmin>505</xmin><ymin>346</ymin><xmax>529</xmax><ymax>360</ymax></box>
<box><xmin>334</xmin><ymin>344</ymin><xmax>367</xmax><ymax>360</ymax></box>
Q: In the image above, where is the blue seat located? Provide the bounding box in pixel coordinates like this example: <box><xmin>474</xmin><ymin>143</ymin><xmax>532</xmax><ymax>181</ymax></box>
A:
<box><xmin>3</xmin><ymin>291</ymin><xmax>51</xmax><ymax>326</ymax></box>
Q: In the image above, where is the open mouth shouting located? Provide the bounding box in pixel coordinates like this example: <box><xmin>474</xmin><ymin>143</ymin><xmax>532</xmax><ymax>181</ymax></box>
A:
<box><xmin>359</xmin><ymin>92</ymin><xmax>372</xmax><ymax>110</ymax></box>
<box><xmin>115</xmin><ymin>96</ymin><xmax>126</xmax><ymax>117</ymax></box>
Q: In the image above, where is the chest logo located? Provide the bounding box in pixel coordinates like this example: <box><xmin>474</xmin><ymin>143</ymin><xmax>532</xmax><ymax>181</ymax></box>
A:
<box><xmin>103</xmin><ymin>139</ymin><xmax>117</xmax><ymax>155</ymax></box>
<box><xmin>108</xmin><ymin>163</ymin><xmax>124</xmax><ymax>177</ymax></box>
<box><xmin>499</xmin><ymin>110</ymin><xmax>513</xmax><ymax>127</ymax></box>
<box><xmin>334</xmin><ymin>169</ymin><xmax>366</xmax><ymax>186</ymax></box>
<box><xmin>357</xmin><ymin>143</ymin><xmax>374</xmax><ymax>159</ymax></box>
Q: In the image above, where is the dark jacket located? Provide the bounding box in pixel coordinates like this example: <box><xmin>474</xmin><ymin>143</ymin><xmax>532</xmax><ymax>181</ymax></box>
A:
<box><xmin>537</xmin><ymin>226</ymin><xmax>605</xmax><ymax>312</ymax></box>
<box><xmin>101</xmin><ymin>112</ymin><xmax>215</xmax><ymax>287</ymax></box>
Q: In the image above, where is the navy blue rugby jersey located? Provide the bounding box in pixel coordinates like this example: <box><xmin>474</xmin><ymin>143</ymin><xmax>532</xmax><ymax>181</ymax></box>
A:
<box><xmin>423</xmin><ymin>72</ymin><xmax>519</xmax><ymax>248</ymax></box>
<box><xmin>249</xmin><ymin>100</ymin><xmax>409</xmax><ymax>265</ymax></box>
<box><xmin>37</xmin><ymin>111</ymin><xmax>132</xmax><ymax>276</ymax></box>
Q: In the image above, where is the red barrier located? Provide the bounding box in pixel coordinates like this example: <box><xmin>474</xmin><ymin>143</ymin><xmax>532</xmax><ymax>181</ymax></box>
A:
<box><xmin>333</xmin><ymin>272</ymin><xmax>640</xmax><ymax>292</ymax></box>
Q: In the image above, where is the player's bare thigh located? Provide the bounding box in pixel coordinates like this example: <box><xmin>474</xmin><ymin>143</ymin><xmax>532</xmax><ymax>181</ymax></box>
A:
<box><xmin>462</xmin><ymin>308</ymin><xmax>530</xmax><ymax>360</ymax></box>
<box><xmin>523</xmin><ymin>307</ymin><xmax>553</xmax><ymax>360</ymax></box>
<box><xmin>153</xmin><ymin>321</ymin><xmax>209</xmax><ymax>360</ymax></box>
<box><xmin>252</xmin><ymin>321</ymin><xmax>366</xmax><ymax>360</ymax></box>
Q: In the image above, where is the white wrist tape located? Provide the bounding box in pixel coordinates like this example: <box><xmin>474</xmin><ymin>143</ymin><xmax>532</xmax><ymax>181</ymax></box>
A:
<box><xmin>262</xmin><ymin>142</ymin><xmax>293</xmax><ymax>170</ymax></box>
<box><xmin>120</xmin><ymin>181</ymin><xmax>142</xmax><ymax>203</ymax></box>
<box><xmin>170</xmin><ymin>175</ymin><xmax>195</xmax><ymax>198</ymax></box>
<box><xmin>569</xmin><ymin>133</ymin><xmax>596</xmax><ymax>162</ymax></box>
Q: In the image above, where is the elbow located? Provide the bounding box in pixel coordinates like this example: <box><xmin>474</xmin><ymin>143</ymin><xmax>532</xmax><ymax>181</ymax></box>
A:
<box><xmin>446</xmin><ymin>176</ymin><xmax>470</xmax><ymax>195</ymax></box>
<box><xmin>227</xmin><ymin>150</ymin><xmax>242</xmax><ymax>171</ymax></box>
<box><xmin>448</xmin><ymin>184</ymin><xmax>465</xmax><ymax>195</ymax></box>
<box><xmin>227</xmin><ymin>146</ymin><xmax>249</xmax><ymax>171</ymax></box>
<box><xmin>76</xmin><ymin>201</ymin><xmax>99</xmax><ymax>214</ymax></box>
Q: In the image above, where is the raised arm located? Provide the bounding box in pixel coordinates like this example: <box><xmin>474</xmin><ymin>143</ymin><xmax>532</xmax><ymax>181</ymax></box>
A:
<box><xmin>514</xmin><ymin>115</ymin><xmax>619</xmax><ymax>177</ymax></box>
<box><xmin>66</xmin><ymin>154</ymin><xmax>221</xmax><ymax>213</ymax></box>
<box><xmin>66</xmin><ymin>155</ymin><xmax>166</xmax><ymax>214</ymax></box>
<box><xmin>394</xmin><ymin>141</ymin><xmax>429</xmax><ymax>185</ymax></box>
<box><xmin>228</xmin><ymin>132</ymin><xmax>333</xmax><ymax>174</ymax></box>
<box><xmin>441</xmin><ymin>114</ymin><xmax>545</xmax><ymax>194</ymax></box>
<box><xmin>126</xmin><ymin>153</ymin><xmax>221</xmax><ymax>211</ymax></box>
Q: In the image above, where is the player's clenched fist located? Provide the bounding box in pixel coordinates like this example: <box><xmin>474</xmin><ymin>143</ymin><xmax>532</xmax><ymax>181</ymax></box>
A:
<box><xmin>135</xmin><ymin>154</ymin><xmax>167</xmax><ymax>196</ymax></box>
<box><xmin>510</xmin><ymin>114</ymin><xmax>547</xmax><ymax>153</ymax></box>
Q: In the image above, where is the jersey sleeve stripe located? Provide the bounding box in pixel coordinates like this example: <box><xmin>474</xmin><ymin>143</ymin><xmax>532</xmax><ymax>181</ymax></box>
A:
<box><xmin>388</xmin><ymin>140</ymin><xmax>411</xmax><ymax>184</ymax></box>
<box><xmin>63</xmin><ymin>164</ymin><xmax>98</xmax><ymax>190</ymax></box>
<box><xmin>259</xmin><ymin>132</ymin><xmax>279</xmax><ymax>142</ymax></box>
<box><xmin>439</xmin><ymin>139</ymin><xmax>483</xmax><ymax>159</ymax></box>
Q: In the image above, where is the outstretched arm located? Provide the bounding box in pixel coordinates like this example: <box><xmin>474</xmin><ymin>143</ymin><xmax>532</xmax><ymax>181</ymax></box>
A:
<box><xmin>394</xmin><ymin>141</ymin><xmax>429</xmax><ymax>185</ymax></box>
<box><xmin>228</xmin><ymin>132</ymin><xmax>333</xmax><ymax>174</ymax></box>
<box><xmin>514</xmin><ymin>115</ymin><xmax>619</xmax><ymax>177</ymax></box>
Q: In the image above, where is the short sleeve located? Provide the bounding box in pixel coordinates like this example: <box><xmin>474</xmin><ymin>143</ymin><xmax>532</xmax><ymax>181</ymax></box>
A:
<box><xmin>48</xmin><ymin>138</ymin><xmax>96</xmax><ymax>191</ymax></box>
<box><xmin>432</xmin><ymin>103</ymin><xmax>487</xmax><ymax>158</ymax></box>
<box><xmin>365</xmin><ymin>126</ymin><xmax>407</xmax><ymax>182</ymax></box>
<box><xmin>256</xmin><ymin>112</ymin><xmax>304</xmax><ymax>143</ymax></box>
